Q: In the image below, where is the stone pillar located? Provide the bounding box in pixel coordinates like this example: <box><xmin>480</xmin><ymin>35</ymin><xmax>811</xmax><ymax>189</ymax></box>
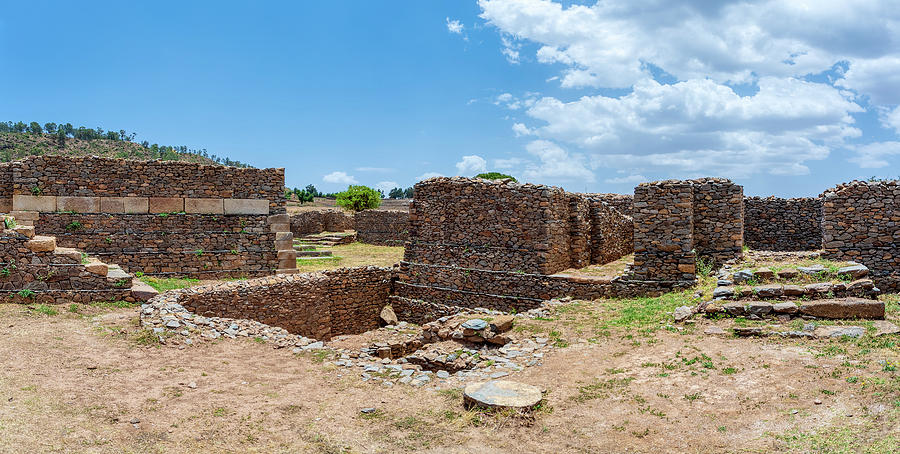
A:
<box><xmin>269</xmin><ymin>214</ymin><xmax>298</xmax><ymax>274</ymax></box>
<box><xmin>691</xmin><ymin>178</ymin><xmax>743</xmax><ymax>265</ymax></box>
<box><xmin>631</xmin><ymin>181</ymin><xmax>696</xmax><ymax>281</ymax></box>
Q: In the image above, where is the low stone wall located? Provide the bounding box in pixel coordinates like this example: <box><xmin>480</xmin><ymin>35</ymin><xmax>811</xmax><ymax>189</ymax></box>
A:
<box><xmin>354</xmin><ymin>210</ymin><xmax>409</xmax><ymax>246</ymax></box>
<box><xmin>822</xmin><ymin>180</ymin><xmax>900</xmax><ymax>292</ymax></box>
<box><xmin>34</xmin><ymin>213</ymin><xmax>276</xmax><ymax>277</ymax></box>
<box><xmin>744</xmin><ymin>197</ymin><xmax>822</xmax><ymax>251</ymax></box>
<box><xmin>590</xmin><ymin>193</ymin><xmax>633</xmax><ymax>216</ymax></box>
<box><xmin>156</xmin><ymin>266</ymin><xmax>392</xmax><ymax>339</ymax></box>
<box><xmin>289</xmin><ymin>210</ymin><xmax>353</xmax><ymax>236</ymax></box>
<box><xmin>0</xmin><ymin>230</ymin><xmax>132</xmax><ymax>304</ymax></box>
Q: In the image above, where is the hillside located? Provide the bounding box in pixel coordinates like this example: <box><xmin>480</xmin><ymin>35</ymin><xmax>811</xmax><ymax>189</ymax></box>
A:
<box><xmin>0</xmin><ymin>132</ymin><xmax>234</xmax><ymax>166</ymax></box>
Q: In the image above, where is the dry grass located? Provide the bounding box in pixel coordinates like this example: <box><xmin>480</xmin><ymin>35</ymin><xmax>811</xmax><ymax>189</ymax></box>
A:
<box><xmin>295</xmin><ymin>242</ymin><xmax>404</xmax><ymax>273</ymax></box>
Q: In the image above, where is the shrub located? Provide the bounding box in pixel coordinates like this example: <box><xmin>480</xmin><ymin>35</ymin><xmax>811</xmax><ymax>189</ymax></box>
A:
<box><xmin>335</xmin><ymin>185</ymin><xmax>382</xmax><ymax>212</ymax></box>
<box><xmin>475</xmin><ymin>172</ymin><xmax>517</xmax><ymax>182</ymax></box>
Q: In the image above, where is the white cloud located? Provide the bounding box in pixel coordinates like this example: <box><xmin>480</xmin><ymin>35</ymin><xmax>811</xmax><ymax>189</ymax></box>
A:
<box><xmin>522</xmin><ymin>77</ymin><xmax>862</xmax><ymax>177</ymax></box>
<box><xmin>881</xmin><ymin>106</ymin><xmax>900</xmax><ymax>134</ymax></box>
<box><xmin>604</xmin><ymin>174</ymin><xmax>647</xmax><ymax>184</ymax></box>
<box><xmin>522</xmin><ymin>140</ymin><xmax>594</xmax><ymax>182</ymax></box>
<box><xmin>322</xmin><ymin>171</ymin><xmax>358</xmax><ymax>184</ymax></box>
<box><xmin>455</xmin><ymin>155</ymin><xmax>488</xmax><ymax>175</ymax></box>
<box><xmin>512</xmin><ymin>122</ymin><xmax>533</xmax><ymax>136</ymax></box>
<box><xmin>415</xmin><ymin>172</ymin><xmax>444</xmax><ymax>181</ymax></box>
<box><xmin>848</xmin><ymin>142</ymin><xmax>900</xmax><ymax>168</ymax></box>
<box><xmin>446</xmin><ymin>17</ymin><xmax>465</xmax><ymax>35</ymax></box>
<box><xmin>375</xmin><ymin>181</ymin><xmax>400</xmax><ymax>193</ymax></box>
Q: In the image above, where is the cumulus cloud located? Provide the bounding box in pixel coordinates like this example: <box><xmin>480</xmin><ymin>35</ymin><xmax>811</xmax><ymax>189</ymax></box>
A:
<box><xmin>522</xmin><ymin>140</ymin><xmax>594</xmax><ymax>182</ymax></box>
<box><xmin>322</xmin><ymin>171</ymin><xmax>358</xmax><ymax>184</ymax></box>
<box><xmin>455</xmin><ymin>155</ymin><xmax>488</xmax><ymax>175</ymax></box>
<box><xmin>446</xmin><ymin>17</ymin><xmax>465</xmax><ymax>34</ymax></box>
<box><xmin>375</xmin><ymin>181</ymin><xmax>400</xmax><ymax>193</ymax></box>
<box><xmin>848</xmin><ymin>142</ymin><xmax>900</xmax><ymax>168</ymax></box>
<box><xmin>474</xmin><ymin>0</ymin><xmax>900</xmax><ymax>179</ymax></box>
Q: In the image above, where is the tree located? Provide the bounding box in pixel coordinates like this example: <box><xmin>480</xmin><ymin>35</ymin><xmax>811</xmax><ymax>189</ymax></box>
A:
<box><xmin>335</xmin><ymin>185</ymin><xmax>382</xmax><ymax>212</ymax></box>
<box><xmin>304</xmin><ymin>184</ymin><xmax>319</xmax><ymax>197</ymax></box>
<box><xmin>13</xmin><ymin>122</ymin><xmax>26</xmax><ymax>133</ymax></box>
<box><xmin>44</xmin><ymin>122</ymin><xmax>57</xmax><ymax>134</ymax></box>
<box><xmin>28</xmin><ymin>122</ymin><xmax>42</xmax><ymax>134</ymax></box>
<box><xmin>475</xmin><ymin>172</ymin><xmax>517</xmax><ymax>182</ymax></box>
<box><xmin>388</xmin><ymin>187</ymin><xmax>404</xmax><ymax>199</ymax></box>
<box><xmin>402</xmin><ymin>187</ymin><xmax>414</xmax><ymax>198</ymax></box>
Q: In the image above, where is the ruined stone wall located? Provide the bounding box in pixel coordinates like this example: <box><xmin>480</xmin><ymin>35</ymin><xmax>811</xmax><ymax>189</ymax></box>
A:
<box><xmin>592</xmin><ymin>193</ymin><xmax>633</xmax><ymax>216</ymax></box>
<box><xmin>8</xmin><ymin>155</ymin><xmax>285</xmax><ymax>214</ymax></box>
<box><xmin>629</xmin><ymin>181</ymin><xmax>697</xmax><ymax>282</ymax></box>
<box><xmin>172</xmin><ymin>266</ymin><xmax>392</xmax><ymax>339</ymax></box>
<box><xmin>0</xmin><ymin>230</ymin><xmax>132</xmax><ymax>304</ymax></box>
<box><xmin>289</xmin><ymin>210</ymin><xmax>354</xmax><ymax>236</ymax></box>
<box><xmin>822</xmin><ymin>180</ymin><xmax>900</xmax><ymax>292</ymax></box>
<box><xmin>354</xmin><ymin>210</ymin><xmax>409</xmax><ymax>246</ymax></box>
<box><xmin>743</xmin><ymin>196</ymin><xmax>822</xmax><ymax>251</ymax></box>
<box><xmin>582</xmin><ymin>195</ymin><xmax>634</xmax><ymax>265</ymax></box>
<box><xmin>0</xmin><ymin>163</ymin><xmax>11</xmax><ymax>212</ymax></box>
<box><xmin>691</xmin><ymin>178</ymin><xmax>743</xmax><ymax>265</ymax></box>
<box><xmin>405</xmin><ymin>177</ymin><xmax>576</xmax><ymax>274</ymax></box>
<box><xmin>34</xmin><ymin>213</ymin><xmax>276</xmax><ymax>277</ymax></box>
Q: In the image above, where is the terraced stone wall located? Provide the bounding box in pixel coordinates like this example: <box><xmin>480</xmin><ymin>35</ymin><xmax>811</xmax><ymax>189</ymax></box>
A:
<box><xmin>690</xmin><ymin>178</ymin><xmax>743</xmax><ymax>265</ymax></box>
<box><xmin>822</xmin><ymin>180</ymin><xmax>900</xmax><ymax>292</ymax></box>
<box><xmin>170</xmin><ymin>266</ymin><xmax>392</xmax><ymax>339</ymax></box>
<box><xmin>743</xmin><ymin>197</ymin><xmax>822</xmax><ymax>251</ymax></box>
<box><xmin>8</xmin><ymin>155</ymin><xmax>285</xmax><ymax>214</ymax></box>
<box><xmin>354</xmin><ymin>210</ymin><xmax>409</xmax><ymax>246</ymax></box>
<box><xmin>33</xmin><ymin>213</ymin><xmax>276</xmax><ymax>278</ymax></box>
<box><xmin>0</xmin><ymin>229</ymin><xmax>132</xmax><ymax>304</ymax></box>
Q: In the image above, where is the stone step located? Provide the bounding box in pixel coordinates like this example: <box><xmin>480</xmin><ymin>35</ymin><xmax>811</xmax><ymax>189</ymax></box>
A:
<box><xmin>26</xmin><ymin>235</ymin><xmax>56</xmax><ymax>252</ymax></box>
<box><xmin>297</xmin><ymin>256</ymin><xmax>340</xmax><ymax>261</ymax></box>
<box><xmin>712</xmin><ymin>297</ymin><xmax>884</xmax><ymax>319</ymax></box>
<box><xmin>295</xmin><ymin>250</ymin><xmax>333</xmax><ymax>257</ymax></box>
<box><xmin>276</xmin><ymin>268</ymin><xmax>300</xmax><ymax>274</ymax></box>
<box><xmin>130</xmin><ymin>278</ymin><xmax>159</xmax><ymax>301</ymax></box>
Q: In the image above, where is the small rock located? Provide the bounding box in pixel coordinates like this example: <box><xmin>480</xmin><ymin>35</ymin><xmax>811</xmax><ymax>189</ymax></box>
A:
<box><xmin>461</xmin><ymin>319</ymin><xmax>488</xmax><ymax>330</ymax></box>
<box><xmin>673</xmin><ymin>306</ymin><xmax>694</xmax><ymax>322</ymax></box>
<box><xmin>773</xmin><ymin>302</ymin><xmax>798</xmax><ymax>314</ymax></box>
<box><xmin>798</xmin><ymin>265</ymin><xmax>826</xmax><ymax>275</ymax></box>
<box><xmin>704</xmin><ymin>326</ymin><xmax>726</xmax><ymax>336</ymax></box>
<box><xmin>814</xmin><ymin>399</ymin><xmax>822</xmax><ymax>405</ymax></box>
<box><xmin>872</xmin><ymin>320</ymin><xmax>900</xmax><ymax>337</ymax></box>
<box><xmin>733</xmin><ymin>327</ymin><xmax>765</xmax><ymax>337</ymax></box>
<box><xmin>380</xmin><ymin>306</ymin><xmax>398</xmax><ymax>326</ymax></box>
<box><xmin>360</xmin><ymin>407</ymin><xmax>377</xmax><ymax>414</ymax></box>
<box><xmin>436</xmin><ymin>370</ymin><xmax>450</xmax><ymax>379</ymax></box>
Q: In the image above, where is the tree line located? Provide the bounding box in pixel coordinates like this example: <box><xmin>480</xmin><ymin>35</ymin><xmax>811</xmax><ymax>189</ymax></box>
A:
<box><xmin>1</xmin><ymin>120</ymin><xmax>250</xmax><ymax>168</ymax></box>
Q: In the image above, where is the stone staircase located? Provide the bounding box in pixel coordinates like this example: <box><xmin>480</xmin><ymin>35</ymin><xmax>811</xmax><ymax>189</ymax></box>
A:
<box><xmin>703</xmin><ymin>262</ymin><xmax>884</xmax><ymax>320</ymax></box>
<box><xmin>269</xmin><ymin>214</ymin><xmax>300</xmax><ymax>275</ymax></box>
<box><xmin>295</xmin><ymin>231</ymin><xmax>357</xmax><ymax>248</ymax></box>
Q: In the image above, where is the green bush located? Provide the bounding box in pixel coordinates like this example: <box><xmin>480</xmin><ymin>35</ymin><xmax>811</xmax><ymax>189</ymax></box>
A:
<box><xmin>335</xmin><ymin>185</ymin><xmax>382</xmax><ymax>212</ymax></box>
<box><xmin>475</xmin><ymin>172</ymin><xmax>517</xmax><ymax>182</ymax></box>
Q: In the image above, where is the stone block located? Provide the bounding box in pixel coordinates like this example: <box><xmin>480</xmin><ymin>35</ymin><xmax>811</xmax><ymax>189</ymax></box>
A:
<box><xmin>149</xmin><ymin>197</ymin><xmax>184</xmax><ymax>214</ymax></box>
<box><xmin>0</xmin><ymin>198</ymin><xmax>11</xmax><ymax>212</ymax></box>
<box><xmin>13</xmin><ymin>225</ymin><xmax>34</xmax><ymax>238</ymax></box>
<box><xmin>773</xmin><ymin>302</ymin><xmax>798</xmax><ymax>313</ymax></box>
<box><xmin>274</xmin><ymin>240</ymin><xmax>293</xmax><ymax>250</ymax></box>
<box><xmin>27</xmin><ymin>235</ymin><xmax>56</xmax><ymax>252</ymax></box>
<box><xmin>224</xmin><ymin>198</ymin><xmax>269</xmax><ymax>215</ymax></box>
<box><xmin>270</xmin><ymin>223</ymin><xmax>290</xmax><ymax>233</ymax></box>
<box><xmin>84</xmin><ymin>261</ymin><xmax>108</xmax><ymax>277</ymax></box>
<box><xmin>267</xmin><ymin>214</ymin><xmax>290</xmax><ymax>224</ymax></box>
<box><xmin>124</xmin><ymin>197</ymin><xmax>149</xmax><ymax>214</ymax></box>
<box><xmin>12</xmin><ymin>194</ymin><xmax>56</xmax><ymax>212</ymax></box>
<box><xmin>100</xmin><ymin>197</ymin><xmax>126</xmax><ymax>213</ymax></box>
<box><xmin>130</xmin><ymin>279</ymin><xmax>159</xmax><ymax>301</ymax></box>
<box><xmin>277</xmin><ymin>250</ymin><xmax>297</xmax><ymax>261</ymax></box>
<box><xmin>57</xmin><ymin>196</ymin><xmax>101</xmax><ymax>213</ymax></box>
<box><xmin>185</xmin><ymin>198</ymin><xmax>224</xmax><ymax>214</ymax></box>
<box><xmin>275</xmin><ymin>231</ymin><xmax>293</xmax><ymax>242</ymax></box>
<box><xmin>278</xmin><ymin>258</ymin><xmax>297</xmax><ymax>269</ymax></box>
<box><xmin>799</xmin><ymin>298</ymin><xmax>884</xmax><ymax>319</ymax></box>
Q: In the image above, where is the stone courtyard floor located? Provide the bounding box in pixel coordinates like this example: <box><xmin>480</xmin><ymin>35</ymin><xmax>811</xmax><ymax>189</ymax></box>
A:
<box><xmin>1</xmin><ymin>290</ymin><xmax>897</xmax><ymax>453</ymax></box>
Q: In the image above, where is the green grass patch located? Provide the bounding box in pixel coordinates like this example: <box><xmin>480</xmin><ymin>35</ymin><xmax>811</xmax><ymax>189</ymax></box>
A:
<box><xmin>142</xmin><ymin>276</ymin><xmax>200</xmax><ymax>292</ymax></box>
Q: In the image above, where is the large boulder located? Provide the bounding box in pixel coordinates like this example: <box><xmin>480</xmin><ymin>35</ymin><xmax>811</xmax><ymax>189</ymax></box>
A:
<box><xmin>379</xmin><ymin>305</ymin><xmax>398</xmax><ymax>326</ymax></box>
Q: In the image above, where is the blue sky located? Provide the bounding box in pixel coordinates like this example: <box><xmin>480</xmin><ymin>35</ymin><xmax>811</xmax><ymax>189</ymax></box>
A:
<box><xmin>1</xmin><ymin>1</ymin><xmax>899</xmax><ymax>197</ymax></box>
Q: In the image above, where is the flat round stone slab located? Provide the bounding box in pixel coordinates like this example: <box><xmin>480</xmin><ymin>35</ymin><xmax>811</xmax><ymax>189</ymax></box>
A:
<box><xmin>461</xmin><ymin>319</ymin><xmax>488</xmax><ymax>330</ymax></box>
<box><xmin>463</xmin><ymin>380</ymin><xmax>542</xmax><ymax>410</ymax></box>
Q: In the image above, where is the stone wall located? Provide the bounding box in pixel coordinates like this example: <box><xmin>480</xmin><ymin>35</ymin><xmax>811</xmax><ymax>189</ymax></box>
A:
<box><xmin>691</xmin><ymin>178</ymin><xmax>743</xmax><ymax>265</ymax></box>
<box><xmin>822</xmin><ymin>180</ymin><xmax>900</xmax><ymax>292</ymax></box>
<box><xmin>354</xmin><ymin>210</ymin><xmax>409</xmax><ymax>246</ymax></box>
<box><xmin>289</xmin><ymin>209</ymin><xmax>353</xmax><ymax>236</ymax></box>
<box><xmin>0</xmin><ymin>163</ymin><xmax>11</xmax><ymax>212</ymax></box>
<box><xmin>166</xmin><ymin>266</ymin><xmax>392</xmax><ymax>339</ymax></box>
<box><xmin>591</xmin><ymin>193</ymin><xmax>633</xmax><ymax>216</ymax></box>
<box><xmin>5</xmin><ymin>155</ymin><xmax>285</xmax><ymax>214</ymax></box>
<box><xmin>405</xmin><ymin>177</ymin><xmax>582</xmax><ymax>274</ymax></box>
<box><xmin>629</xmin><ymin>181</ymin><xmax>697</xmax><ymax>282</ymax></box>
<box><xmin>744</xmin><ymin>196</ymin><xmax>822</xmax><ymax>251</ymax></box>
<box><xmin>0</xmin><ymin>228</ymin><xmax>132</xmax><ymax>304</ymax></box>
<box><xmin>582</xmin><ymin>195</ymin><xmax>634</xmax><ymax>265</ymax></box>
<box><xmin>33</xmin><ymin>213</ymin><xmax>276</xmax><ymax>277</ymax></box>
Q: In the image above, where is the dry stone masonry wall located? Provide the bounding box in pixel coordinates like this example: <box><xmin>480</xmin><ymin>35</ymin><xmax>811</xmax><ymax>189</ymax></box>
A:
<box><xmin>629</xmin><ymin>181</ymin><xmax>697</xmax><ymax>282</ymax></box>
<box><xmin>822</xmin><ymin>180</ymin><xmax>900</xmax><ymax>292</ymax></box>
<box><xmin>354</xmin><ymin>210</ymin><xmax>409</xmax><ymax>246</ymax></box>
<box><xmin>156</xmin><ymin>266</ymin><xmax>392</xmax><ymax>340</ymax></box>
<box><xmin>582</xmin><ymin>194</ymin><xmax>634</xmax><ymax>265</ymax></box>
<box><xmin>690</xmin><ymin>178</ymin><xmax>743</xmax><ymax>265</ymax></box>
<box><xmin>592</xmin><ymin>193</ymin><xmax>633</xmax><ymax>217</ymax></box>
<box><xmin>743</xmin><ymin>197</ymin><xmax>823</xmax><ymax>251</ymax></box>
<box><xmin>289</xmin><ymin>209</ymin><xmax>354</xmax><ymax>236</ymax></box>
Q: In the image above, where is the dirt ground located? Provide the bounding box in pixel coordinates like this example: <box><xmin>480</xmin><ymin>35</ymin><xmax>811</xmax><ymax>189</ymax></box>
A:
<box><xmin>1</xmin><ymin>295</ymin><xmax>897</xmax><ymax>453</ymax></box>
